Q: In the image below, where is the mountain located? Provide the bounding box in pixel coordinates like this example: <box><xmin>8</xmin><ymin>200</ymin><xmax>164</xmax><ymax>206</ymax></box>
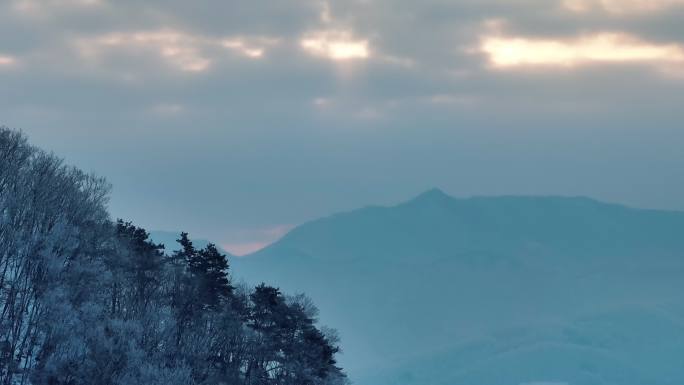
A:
<box><xmin>233</xmin><ymin>189</ymin><xmax>684</xmax><ymax>385</ymax></box>
<box><xmin>149</xmin><ymin>230</ymin><xmax>232</xmax><ymax>257</ymax></box>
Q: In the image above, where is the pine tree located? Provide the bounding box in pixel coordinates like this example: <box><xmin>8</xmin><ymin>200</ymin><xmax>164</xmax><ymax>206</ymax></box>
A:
<box><xmin>175</xmin><ymin>232</ymin><xmax>196</xmax><ymax>263</ymax></box>
<box><xmin>169</xmin><ymin>232</ymin><xmax>195</xmax><ymax>306</ymax></box>
<box><xmin>188</xmin><ymin>243</ymin><xmax>233</xmax><ymax>310</ymax></box>
<box><xmin>168</xmin><ymin>232</ymin><xmax>195</xmax><ymax>347</ymax></box>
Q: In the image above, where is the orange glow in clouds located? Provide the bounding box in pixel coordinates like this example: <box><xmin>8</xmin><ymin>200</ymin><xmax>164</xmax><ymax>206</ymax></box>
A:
<box><xmin>0</xmin><ymin>56</ymin><xmax>16</xmax><ymax>66</ymax></box>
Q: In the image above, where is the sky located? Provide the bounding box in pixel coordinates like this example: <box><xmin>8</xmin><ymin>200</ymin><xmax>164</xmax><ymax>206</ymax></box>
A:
<box><xmin>2</xmin><ymin>0</ymin><xmax>684</xmax><ymax>255</ymax></box>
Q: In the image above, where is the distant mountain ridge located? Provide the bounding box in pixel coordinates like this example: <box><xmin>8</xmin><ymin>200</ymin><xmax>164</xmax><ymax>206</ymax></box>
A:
<box><xmin>233</xmin><ymin>189</ymin><xmax>684</xmax><ymax>385</ymax></box>
<box><xmin>247</xmin><ymin>189</ymin><xmax>684</xmax><ymax>262</ymax></box>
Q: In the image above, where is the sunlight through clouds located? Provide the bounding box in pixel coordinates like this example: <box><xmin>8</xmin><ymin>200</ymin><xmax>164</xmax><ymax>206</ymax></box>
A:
<box><xmin>481</xmin><ymin>33</ymin><xmax>684</xmax><ymax>69</ymax></box>
<box><xmin>222</xmin><ymin>40</ymin><xmax>264</xmax><ymax>59</ymax></box>
<box><xmin>300</xmin><ymin>30</ymin><xmax>370</xmax><ymax>61</ymax></box>
<box><xmin>222</xmin><ymin>37</ymin><xmax>278</xmax><ymax>59</ymax></box>
<box><xmin>75</xmin><ymin>30</ymin><xmax>275</xmax><ymax>74</ymax></box>
<box><xmin>77</xmin><ymin>30</ymin><xmax>212</xmax><ymax>72</ymax></box>
<box><xmin>300</xmin><ymin>0</ymin><xmax>371</xmax><ymax>62</ymax></box>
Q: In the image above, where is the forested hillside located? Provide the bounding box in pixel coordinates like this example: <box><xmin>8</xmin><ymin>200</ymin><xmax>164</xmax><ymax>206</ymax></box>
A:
<box><xmin>0</xmin><ymin>127</ymin><xmax>346</xmax><ymax>385</ymax></box>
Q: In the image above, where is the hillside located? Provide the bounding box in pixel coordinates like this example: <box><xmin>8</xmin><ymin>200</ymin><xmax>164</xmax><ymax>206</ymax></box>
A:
<box><xmin>233</xmin><ymin>189</ymin><xmax>684</xmax><ymax>385</ymax></box>
<box><xmin>0</xmin><ymin>127</ymin><xmax>346</xmax><ymax>385</ymax></box>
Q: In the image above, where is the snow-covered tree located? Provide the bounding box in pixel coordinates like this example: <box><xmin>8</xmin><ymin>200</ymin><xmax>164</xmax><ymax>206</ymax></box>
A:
<box><xmin>0</xmin><ymin>127</ymin><xmax>346</xmax><ymax>385</ymax></box>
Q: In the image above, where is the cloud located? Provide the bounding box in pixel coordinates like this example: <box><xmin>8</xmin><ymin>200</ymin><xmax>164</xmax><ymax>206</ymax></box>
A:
<box><xmin>148</xmin><ymin>103</ymin><xmax>185</xmax><ymax>117</ymax></box>
<box><xmin>75</xmin><ymin>30</ymin><xmax>213</xmax><ymax>72</ymax></box>
<box><xmin>480</xmin><ymin>32</ymin><xmax>684</xmax><ymax>69</ymax></box>
<box><xmin>13</xmin><ymin>0</ymin><xmax>103</xmax><ymax>13</ymax></box>
<box><xmin>74</xmin><ymin>29</ymin><xmax>276</xmax><ymax>74</ymax></box>
<box><xmin>221</xmin><ymin>38</ymin><xmax>275</xmax><ymax>59</ymax></box>
<box><xmin>11</xmin><ymin>0</ymin><xmax>105</xmax><ymax>21</ymax></box>
<box><xmin>0</xmin><ymin>55</ymin><xmax>17</xmax><ymax>67</ymax></box>
<box><xmin>562</xmin><ymin>0</ymin><xmax>684</xmax><ymax>14</ymax></box>
<box><xmin>300</xmin><ymin>29</ymin><xmax>370</xmax><ymax>61</ymax></box>
<box><xmin>3</xmin><ymin>0</ymin><xmax>684</xmax><ymax>266</ymax></box>
<box><xmin>428</xmin><ymin>94</ymin><xmax>479</xmax><ymax>106</ymax></box>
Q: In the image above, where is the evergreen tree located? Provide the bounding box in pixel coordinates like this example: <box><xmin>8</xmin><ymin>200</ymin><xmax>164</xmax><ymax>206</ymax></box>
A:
<box><xmin>188</xmin><ymin>243</ymin><xmax>233</xmax><ymax>310</ymax></box>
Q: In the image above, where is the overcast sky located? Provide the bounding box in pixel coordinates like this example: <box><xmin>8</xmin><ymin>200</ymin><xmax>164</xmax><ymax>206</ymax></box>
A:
<box><xmin>2</xmin><ymin>0</ymin><xmax>684</xmax><ymax>254</ymax></box>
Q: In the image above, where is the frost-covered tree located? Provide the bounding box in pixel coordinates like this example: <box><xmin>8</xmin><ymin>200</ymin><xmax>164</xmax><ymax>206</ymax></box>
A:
<box><xmin>113</xmin><ymin>220</ymin><xmax>165</xmax><ymax>316</ymax></box>
<box><xmin>0</xmin><ymin>127</ymin><xmax>346</xmax><ymax>385</ymax></box>
<box><xmin>1</xmin><ymin>127</ymin><xmax>111</xmax><ymax>385</ymax></box>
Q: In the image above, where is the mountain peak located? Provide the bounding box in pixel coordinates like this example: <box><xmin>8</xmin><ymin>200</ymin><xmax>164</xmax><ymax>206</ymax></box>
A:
<box><xmin>410</xmin><ymin>188</ymin><xmax>453</xmax><ymax>204</ymax></box>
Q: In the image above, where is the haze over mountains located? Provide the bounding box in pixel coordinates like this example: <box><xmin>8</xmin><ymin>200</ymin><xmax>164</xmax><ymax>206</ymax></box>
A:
<box><xmin>228</xmin><ymin>189</ymin><xmax>684</xmax><ymax>385</ymax></box>
<box><xmin>149</xmin><ymin>230</ymin><xmax>232</xmax><ymax>257</ymax></box>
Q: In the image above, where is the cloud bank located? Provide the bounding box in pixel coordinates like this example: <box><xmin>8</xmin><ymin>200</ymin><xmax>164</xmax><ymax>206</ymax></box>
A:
<box><xmin>1</xmin><ymin>0</ymin><xmax>683</xmax><ymax>250</ymax></box>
